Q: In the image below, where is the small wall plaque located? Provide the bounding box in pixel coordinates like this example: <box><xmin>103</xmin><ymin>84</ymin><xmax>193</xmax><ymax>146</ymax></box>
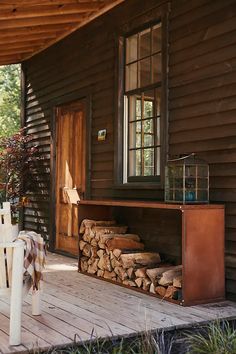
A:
<box><xmin>97</xmin><ymin>129</ymin><xmax>107</xmax><ymax>141</ymax></box>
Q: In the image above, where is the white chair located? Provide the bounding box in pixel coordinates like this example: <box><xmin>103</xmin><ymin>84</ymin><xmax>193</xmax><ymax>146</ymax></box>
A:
<box><xmin>0</xmin><ymin>202</ymin><xmax>42</xmax><ymax>346</ymax></box>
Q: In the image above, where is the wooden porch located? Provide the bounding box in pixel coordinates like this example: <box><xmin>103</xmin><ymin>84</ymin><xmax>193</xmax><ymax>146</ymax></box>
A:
<box><xmin>0</xmin><ymin>253</ymin><xmax>235</xmax><ymax>353</ymax></box>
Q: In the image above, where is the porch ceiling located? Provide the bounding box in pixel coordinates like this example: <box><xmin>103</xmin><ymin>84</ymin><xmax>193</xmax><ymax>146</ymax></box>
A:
<box><xmin>0</xmin><ymin>0</ymin><xmax>124</xmax><ymax>66</ymax></box>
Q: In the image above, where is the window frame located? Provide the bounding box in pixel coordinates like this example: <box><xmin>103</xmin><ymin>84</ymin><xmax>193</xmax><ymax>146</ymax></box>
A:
<box><xmin>114</xmin><ymin>5</ymin><xmax>168</xmax><ymax>190</ymax></box>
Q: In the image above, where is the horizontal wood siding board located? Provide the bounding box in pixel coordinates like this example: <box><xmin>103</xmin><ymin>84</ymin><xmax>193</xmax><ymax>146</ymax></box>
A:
<box><xmin>169</xmin><ymin>0</ymin><xmax>236</xmax><ymax>299</ymax></box>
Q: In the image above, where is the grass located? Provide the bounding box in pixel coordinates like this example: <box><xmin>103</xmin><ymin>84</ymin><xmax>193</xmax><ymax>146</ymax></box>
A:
<box><xmin>187</xmin><ymin>320</ymin><xmax>236</xmax><ymax>354</ymax></box>
<box><xmin>39</xmin><ymin>320</ymin><xmax>236</xmax><ymax>354</ymax></box>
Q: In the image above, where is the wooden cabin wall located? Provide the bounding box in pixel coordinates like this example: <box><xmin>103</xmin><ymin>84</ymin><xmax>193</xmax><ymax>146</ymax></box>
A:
<box><xmin>169</xmin><ymin>0</ymin><xmax>236</xmax><ymax>301</ymax></box>
<box><xmin>22</xmin><ymin>0</ymin><xmax>236</xmax><ymax>300</ymax></box>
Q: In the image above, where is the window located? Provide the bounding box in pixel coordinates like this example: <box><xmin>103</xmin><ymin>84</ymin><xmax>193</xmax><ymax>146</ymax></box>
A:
<box><xmin>124</xmin><ymin>23</ymin><xmax>162</xmax><ymax>183</ymax></box>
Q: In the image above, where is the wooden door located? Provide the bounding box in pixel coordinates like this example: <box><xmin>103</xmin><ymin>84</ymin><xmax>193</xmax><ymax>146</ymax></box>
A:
<box><xmin>55</xmin><ymin>100</ymin><xmax>86</xmax><ymax>255</ymax></box>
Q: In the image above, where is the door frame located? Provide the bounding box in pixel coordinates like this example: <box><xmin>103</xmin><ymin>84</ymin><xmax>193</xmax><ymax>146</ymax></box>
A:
<box><xmin>50</xmin><ymin>93</ymin><xmax>91</xmax><ymax>253</ymax></box>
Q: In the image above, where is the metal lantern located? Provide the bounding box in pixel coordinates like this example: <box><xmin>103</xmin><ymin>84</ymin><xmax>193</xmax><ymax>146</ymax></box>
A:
<box><xmin>165</xmin><ymin>153</ymin><xmax>209</xmax><ymax>204</ymax></box>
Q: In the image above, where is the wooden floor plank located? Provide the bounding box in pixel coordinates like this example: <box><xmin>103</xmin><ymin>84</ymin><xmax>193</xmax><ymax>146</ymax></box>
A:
<box><xmin>0</xmin><ymin>252</ymin><xmax>236</xmax><ymax>354</ymax></box>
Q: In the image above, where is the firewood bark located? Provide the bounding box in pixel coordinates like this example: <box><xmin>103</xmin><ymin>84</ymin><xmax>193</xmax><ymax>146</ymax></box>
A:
<box><xmin>106</xmin><ymin>237</ymin><xmax>144</xmax><ymax>251</ymax></box>
<box><xmin>158</xmin><ymin>266</ymin><xmax>182</xmax><ymax>286</ymax></box>
<box><xmin>120</xmin><ymin>252</ymin><xmax>161</xmax><ymax>268</ymax></box>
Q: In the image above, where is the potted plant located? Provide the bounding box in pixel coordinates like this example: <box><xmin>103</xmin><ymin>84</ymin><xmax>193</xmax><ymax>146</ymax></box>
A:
<box><xmin>0</xmin><ymin>129</ymin><xmax>39</xmax><ymax>235</ymax></box>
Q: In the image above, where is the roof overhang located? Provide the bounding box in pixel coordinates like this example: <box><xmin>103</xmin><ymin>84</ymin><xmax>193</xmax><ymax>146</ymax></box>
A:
<box><xmin>0</xmin><ymin>0</ymin><xmax>125</xmax><ymax>66</ymax></box>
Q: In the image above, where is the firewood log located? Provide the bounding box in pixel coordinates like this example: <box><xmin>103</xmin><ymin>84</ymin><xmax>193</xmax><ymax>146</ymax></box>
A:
<box><xmin>103</xmin><ymin>270</ymin><xmax>116</xmax><ymax>280</ymax></box>
<box><xmin>135</xmin><ymin>267</ymin><xmax>147</xmax><ymax>278</ymax></box>
<box><xmin>98</xmin><ymin>254</ymin><xmax>112</xmax><ymax>271</ymax></box>
<box><xmin>113</xmin><ymin>249</ymin><xmax>122</xmax><ymax>259</ymax></box>
<box><xmin>127</xmin><ymin>267</ymin><xmax>134</xmax><ymax>279</ymax></box>
<box><xmin>79</xmin><ymin>219</ymin><xmax>116</xmax><ymax>234</ymax></box>
<box><xmin>123</xmin><ymin>280</ymin><xmax>137</xmax><ymax>287</ymax></box>
<box><xmin>97</xmin><ymin>270</ymin><xmax>104</xmax><ymax>277</ymax></box>
<box><xmin>146</xmin><ymin>266</ymin><xmax>174</xmax><ymax>284</ymax></box>
<box><xmin>142</xmin><ymin>278</ymin><xmax>151</xmax><ymax>291</ymax></box>
<box><xmin>82</xmin><ymin>244</ymin><xmax>92</xmax><ymax>257</ymax></box>
<box><xmin>94</xmin><ymin>226</ymin><xmax>128</xmax><ymax>241</ymax></box>
<box><xmin>165</xmin><ymin>286</ymin><xmax>178</xmax><ymax>299</ymax></box>
<box><xmin>158</xmin><ymin>266</ymin><xmax>182</xmax><ymax>286</ymax></box>
<box><xmin>112</xmin><ymin>257</ymin><xmax>122</xmax><ymax>268</ymax></box>
<box><xmin>135</xmin><ymin>278</ymin><xmax>143</xmax><ymax>288</ymax></box>
<box><xmin>120</xmin><ymin>252</ymin><xmax>161</xmax><ymax>268</ymax></box>
<box><xmin>106</xmin><ymin>237</ymin><xmax>144</xmax><ymax>251</ymax></box>
<box><xmin>91</xmin><ymin>247</ymin><xmax>98</xmax><ymax>258</ymax></box>
<box><xmin>149</xmin><ymin>283</ymin><xmax>155</xmax><ymax>293</ymax></box>
<box><xmin>173</xmin><ymin>275</ymin><xmax>182</xmax><ymax>288</ymax></box>
<box><xmin>87</xmin><ymin>259</ymin><xmax>99</xmax><ymax>274</ymax></box>
<box><xmin>79</xmin><ymin>240</ymin><xmax>87</xmax><ymax>251</ymax></box>
<box><xmin>80</xmin><ymin>257</ymin><xmax>89</xmax><ymax>272</ymax></box>
<box><xmin>90</xmin><ymin>238</ymin><xmax>98</xmax><ymax>247</ymax></box>
<box><xmin>147</xmin><ymin>265</ymin><xmax>182</xmax><ymax>285</ymax></box>
<box><xmin>97</xmin><ymin>249</ymin><xmax>105</xmax><ymax>258</ymax></box>
<box><xmin>114</xmin><ymin>266</ymin><xmax>128</xmax><ymax>281</ymax></box>
<box><xmin>155</xmin><ymin>286</ymin><xmax>167</xmax><ymax>297</ymax></box>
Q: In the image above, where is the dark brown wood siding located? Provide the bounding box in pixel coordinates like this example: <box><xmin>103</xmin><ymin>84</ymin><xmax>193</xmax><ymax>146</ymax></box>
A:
<box><xmin>23</xmin><ymin>0</ymin><xmax>236</xmax><ymax>300</ymax></box>
<box><xmin>169</xmin><ymin>0</ymin><xmax>236</xmax><ymax>301</ymax></box>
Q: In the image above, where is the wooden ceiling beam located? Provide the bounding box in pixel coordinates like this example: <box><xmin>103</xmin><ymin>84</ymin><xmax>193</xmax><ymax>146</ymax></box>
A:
<box><xmin>0</xmin><ymin>14</ymin><xmax>86</xmax><ymax>29</ymax></box>
<box><xmin>24</xmin><ymin>0</ymin><xmax>124</xmax><ymax>61</ymax></box>
<box><xmin>0</xmin><ymin>33</ymin><xmax>58</xmax><ymax>44</ymax></box>
<box><xmin>0</xmin><ymin>3</ymin><xmax>102</xmax><ymax>20</ymax></box>
<box><xmin>0</xmin><ymin>40</ymin><xmax>51</xmax><ymax>51</ymax></box>
<box><xmin>0</xmin><ymin>32</ymin><xmax>59</xmax><ymax>46</ymax></box>
<box><xmin>0</xmin><ymin>0</ymin><xmax>105</xmax><ymax>6</ymax></box>
<box><xmin>0</xmin><ymin>48</ymin><xmax>35</xmax><ymax>57</ymax></box>
<box><xmin>0</xmin><ymin>24</ymin><xmax>73</xmax><ymax>37</ymax></box>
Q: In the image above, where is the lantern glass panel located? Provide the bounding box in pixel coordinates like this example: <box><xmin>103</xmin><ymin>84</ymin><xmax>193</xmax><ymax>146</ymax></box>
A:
<box><xmin>165</xmin><ymin>154</ymin><xmax>209</xmax><ymax>204</ymax></box>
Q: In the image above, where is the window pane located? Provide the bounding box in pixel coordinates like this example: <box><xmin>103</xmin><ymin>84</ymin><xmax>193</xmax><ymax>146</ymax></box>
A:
<box><xmin>126</xmin><ymin>63</ymin><xmax>137</xmax><ymax>91</ymax></box>
<box><xmin>126</xmin><ymin>34</ymin><xmax>137</xmax><ymax>63</ymax></box>
<box><xmin>156</xmin><ymin>147</ymin><xmax>160</xmax><ymax>175</ymax></box>
<box><xmin>129</xmin><ymin>95</ymin><xmax>141</xmax><ymax>121</ymax></box>
<box><xmin>139</xmin><ymin>58</ymin><xmax>151</xmax><ymax>87</ymax></box>
<box><xmin>153</xmin><ymin>53</ymin><xmax>162</xmax><ymax>83</ymax></box>
<box><xmin>156</xmin><ymin>117</ymin><xmax>160</xmax><ymax>145</ymax></box>
<box><xmin>129</xmin><ymin>150</ymin><xmax>141</xmax><ymax>176</ymax></box>
<box><xmin>143</xmin><ymin>119</ymin><xmax>154</xmax><ymax>147</ymax></box>
<box><xmin>152</xmin><ymin>24</ymin><xmax>161</xmax><ymax>53</ymax></box>
<box><xmin>129</xmin><ymin>121</ymin><xmax>141</xmax><ymax>149</ymax></box>
<box><xmin>144</xmin><ymin>148</ymin><xmax>154</xmax><ymax>176</ymax></box>
<box><xmin>144</xmin><ymin>91</ymin><xmax>154</xmax><ymax>118</ymax></box>
<box><xmin>139</xmin><ymin>28</ymin><xmax>151</xmax><ymax>59</ymax></box>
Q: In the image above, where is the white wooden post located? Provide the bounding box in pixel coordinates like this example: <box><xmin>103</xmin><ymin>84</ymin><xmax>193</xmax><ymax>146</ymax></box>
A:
<box><xmin>9</xmin><ymin>241</ymin><xmax>24</xmax><ymax>346</ymax></box>
<box><xmin>32</xmin><ymin>281</ymin><xmax>43</xmax><ymax>316</ymax></box>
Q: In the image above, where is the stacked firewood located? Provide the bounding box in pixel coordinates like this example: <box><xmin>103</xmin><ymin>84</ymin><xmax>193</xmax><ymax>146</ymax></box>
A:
<box><xmin>79</xmin><ymin>219</ymin><xmax>182</xmax><ymax>300</ymax></box>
